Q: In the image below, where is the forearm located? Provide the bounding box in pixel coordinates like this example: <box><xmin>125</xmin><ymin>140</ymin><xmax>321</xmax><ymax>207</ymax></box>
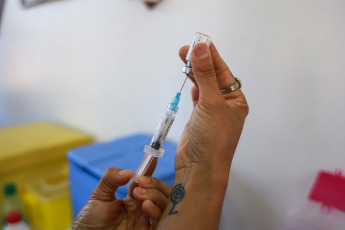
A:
<box><xmin>157</xmin><ymin>163</ymin><xmax>230</xmax><ymax>230</ymax></box>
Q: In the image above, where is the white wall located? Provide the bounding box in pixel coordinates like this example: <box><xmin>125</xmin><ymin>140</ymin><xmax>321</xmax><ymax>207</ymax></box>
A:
<box><xmin>1</xmin><ymin>0</ymin><xmax>345</xmax><ymax>229</ymax></box>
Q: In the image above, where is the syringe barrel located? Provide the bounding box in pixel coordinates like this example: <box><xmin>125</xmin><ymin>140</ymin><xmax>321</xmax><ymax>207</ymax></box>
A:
<box><xmin>150</xmin><ymin>104</ymin><xmax>177</xmax><ymax>151</ymax></box>
<box><xmin>132</xmin><ymin>153</ymin><xmax>155</xmax><ymax>183</ymax></box>
<box><xmin>132</xmin><ymin>104</ymin><xmax>178</xmax><ymax>183</ymax></box>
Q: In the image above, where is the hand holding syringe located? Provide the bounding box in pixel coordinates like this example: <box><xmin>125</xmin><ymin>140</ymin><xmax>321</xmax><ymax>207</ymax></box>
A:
<box><xmin>132</xmin><ymin>33</ymin><xmax>212</xmax><ymax>182</ymax></box>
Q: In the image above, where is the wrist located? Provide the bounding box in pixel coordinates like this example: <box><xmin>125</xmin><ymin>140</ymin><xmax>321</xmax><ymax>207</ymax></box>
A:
<box><xmin>174</xmin><ymin>161</ymin><xmax>230</xmax><ymax>193</ymax></box>
<box><xmin>158</xmin><ymin>159</ymin><xmax>230</xmax><ymax>230</ymax></box>
<box><xmin>175</xmin><ymin>150</ymin><xmax>233</xmax><ymax>185</ymax></box>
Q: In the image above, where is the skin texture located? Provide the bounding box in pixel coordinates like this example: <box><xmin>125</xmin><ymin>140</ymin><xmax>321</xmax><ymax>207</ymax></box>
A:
<box><xmin>156</xmin><ymin>42</ymin><xmax>249</xmax><ymax>230</ymax></box>
<box><xmin>73</xmin><ymin>42</ymin><xmax>248</xmax><ymax>230</ymax></box>
<box><xmin>73</xmin><ymin>159</ymin><xmax>172</xmax><ymax>230</ymax></box>
<box><xmin>175</xmin><ymin>43</ymin><xmax>249</xmax><ymax>174</ymax></box>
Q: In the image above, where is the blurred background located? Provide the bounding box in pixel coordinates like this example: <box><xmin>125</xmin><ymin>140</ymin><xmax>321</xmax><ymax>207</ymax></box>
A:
<box><xmin>1</xmin><ymin>0</ymin><xmax>345</xmax><ymax>229</ymax></box>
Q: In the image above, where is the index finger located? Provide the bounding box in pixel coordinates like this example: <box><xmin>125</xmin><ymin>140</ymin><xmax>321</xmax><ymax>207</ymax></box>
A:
<box><xmin>209</xmin><ymin>43</ymin><xmax>236</xmax><ymax>89</ymax></box>
<box><xmin>138</xmin><ymin>176</ymin><xmax>172</xmax><ymax>198</ymax></box>
<box><xmin>127</xmin><ymin>157</ymin><xmax>158</xmax><ymax>198</ymax></box>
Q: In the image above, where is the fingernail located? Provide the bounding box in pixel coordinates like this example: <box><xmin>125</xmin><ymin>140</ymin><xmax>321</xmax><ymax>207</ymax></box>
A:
<box><xmin>138</xmin><ymin>187</ymin><xmax>146</xmax><ymax>195</ymax></box>
<box><xmin>119</xmin><ymin>170</ymin><xmax>131</xmax><ymax>176</ymax></box>
<box><xmin>145</xmin><ymin>177</ymin><xmax>152</xmax><ymax>184</ymax></box>
<box><xmin>125</xmin><ymin>197</ymin><xmax>136</xmax><ymax>206</ymax></box>
<box><xmin>195</xmin><ymin>44</ymin><xmax>209</xmax><ymax>59</ymax></box>
<box><xmin>149</xmin><ymin>200</ymin><xmax>155</xmax><ymax>208</ymax></box>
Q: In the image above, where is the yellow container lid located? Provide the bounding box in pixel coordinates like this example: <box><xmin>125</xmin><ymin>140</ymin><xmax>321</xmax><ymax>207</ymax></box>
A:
<box><xmin>25</xmin><ymin>169</ymin><xmax>69</xmax><ymax>202</ymax></box>
<box><xmin>0</xmin><ymin>122</ymin><xmax>93</xmax><ymax>175</ymax></box>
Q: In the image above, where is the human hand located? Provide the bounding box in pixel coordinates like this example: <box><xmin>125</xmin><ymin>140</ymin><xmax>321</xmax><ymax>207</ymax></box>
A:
<box><xmin>73</xmin><ymin>165</ymin><xmax>171</xmax><ymax>230</ymax></box>
<box><xmin>156</xmin><ymin>42</ymin><xmax>249</xmax><ymax>230</ymax></box>
<box><xmin>175</xmin><ymin>42</ymin><xmax>249</xmax><ymax>181</ymax></box>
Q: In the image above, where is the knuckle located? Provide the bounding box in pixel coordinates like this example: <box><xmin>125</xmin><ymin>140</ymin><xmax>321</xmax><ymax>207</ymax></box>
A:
<box><xmin>143</xmin><ymin>190</ymin><xmax>158</xmax><ymax>201</ymax></box>
<box><xmin>243</xmin><ymin>103</ymin><xmax>249</xmax><ymax>116</ymax></box>
<box><xmin>104</xmin><ymin>167</ymin><xmax>118</xmax><ymax>176</ymax></box>
<box><xmin>217</xmin><ymin>63</ymin><xmax>231</xmax><ymax>76</ymax></box>
<box><xmin>196</xmin><ymin>63</ymin><xmax>215</xmax><ymax>78</ymax></box>
<box><xmin>237</xmin><ymin>95</ymin><xmax>249</xmax><ymax>116</ymax></box>
<box><xmin>144</xmin><ymin>176</ymin><xmax>159</xmax><ymax>188</ymax></box>
<box><xmin>102</xmin><ymin>167</ymin><xmax>121</xmax><ymax>187</ymax></box>
<box><xmin>148</xmin><ymin>176</ymin><xmax>158</xmax><ymax>188</ymax></box>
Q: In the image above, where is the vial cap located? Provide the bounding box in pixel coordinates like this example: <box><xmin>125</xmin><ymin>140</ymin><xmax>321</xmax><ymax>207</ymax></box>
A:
<box><xmin>6</xmin><ymin>211</ymin><xmax>22</xmax><ymax>224</ymax></box>
<box><xmin>4</xmin><ymin>183</ymin><xmax>16</xmax><ymax>196</ymax></box>
<box><xmin>182</xmin><ymin>66</ymin><xmax>193</xmax><ymax>76</ymax></box>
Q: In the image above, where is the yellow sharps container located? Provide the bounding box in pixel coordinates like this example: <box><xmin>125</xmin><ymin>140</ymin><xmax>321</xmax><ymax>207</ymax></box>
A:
<box><xmin>0</xmin><ymin>122</ymin><xmax>93</xmax><ymax>229</ymax></box>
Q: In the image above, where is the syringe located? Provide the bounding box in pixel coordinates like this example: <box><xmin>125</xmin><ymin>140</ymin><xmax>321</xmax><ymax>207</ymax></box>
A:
<box><xmin>131</xmin><ymin>32</ymin><xmax>212</xmax><ymax>183</ymax></box>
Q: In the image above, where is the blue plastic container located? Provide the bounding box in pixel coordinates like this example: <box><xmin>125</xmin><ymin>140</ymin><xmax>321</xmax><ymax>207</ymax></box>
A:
<box><xmin>67</xmin><ymin>134</ymin><xmax>177</xmax><ymax>218</ymax></box>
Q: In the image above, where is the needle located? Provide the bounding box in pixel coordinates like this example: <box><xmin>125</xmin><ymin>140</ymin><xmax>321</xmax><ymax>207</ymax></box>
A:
<box><xmin>179</xmin><ymin>76</ymin><xmax>188</xmax><ymax>93</ymax></box>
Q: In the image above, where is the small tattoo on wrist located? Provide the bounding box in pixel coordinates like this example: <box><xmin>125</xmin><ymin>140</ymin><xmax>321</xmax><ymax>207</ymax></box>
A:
<box><xmin>168</xmin><ymin>183</ymin><xmax>185</xmax><ymax>215</ymax></box>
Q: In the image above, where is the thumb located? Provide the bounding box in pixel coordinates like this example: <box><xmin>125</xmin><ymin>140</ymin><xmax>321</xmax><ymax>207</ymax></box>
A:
<box><xmin>191</xmin><ymin>43</ymin><xmax>220</xmax><ymax>99</ymax></box>
<box><xmin>91</xmin><ymin>167</ymin><xmax>134</xmax><ymax>201</ymax></box>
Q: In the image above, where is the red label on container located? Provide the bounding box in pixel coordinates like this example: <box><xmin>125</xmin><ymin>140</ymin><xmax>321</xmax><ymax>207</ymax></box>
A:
<box><xmin>309</xmin><ymin>170</ymin><xmax>345</xmax><ymax>212</ymax></box>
